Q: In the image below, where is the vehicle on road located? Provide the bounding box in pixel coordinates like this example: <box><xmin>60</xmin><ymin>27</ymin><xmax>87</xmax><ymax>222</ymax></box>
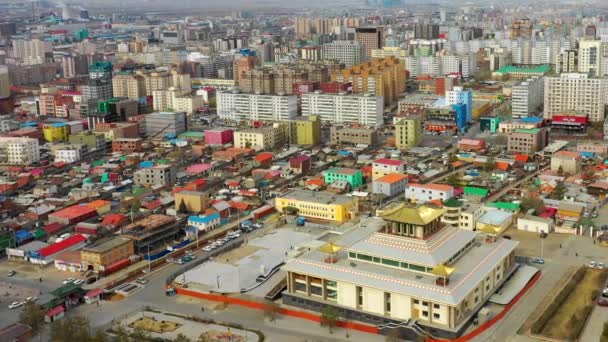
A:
<box><xmin>531</xmin><ymin>258</ymin><xmax>545</xmax><ymax>264</ymax></box>
<box><xmin>73</xmin><ymin>279</ymin><xmax>84</xmax><ymax>285</ymax></box>
<box><xmin>598</xmin><ymin>297</ymin><xmax>608</xmax><ymax>307</ymax></box>
<box><xmin>25</xmin><ymin>297</ymin><xmax>38</xmax><ymax>303</ymax></box>
<box><xmin>136</xmin><ymin>278</ymin><xmax>149</xmax><ymax>285</ymax></box>
<box><xmin>503</xmin><ymin>235</ymin><xmax>512</xmax><ymax>240</ymax></box>
<box><xmin>599</xmin><ymin>262</ymin><xmax>605</xmax><ymax>269</ymax></box>
<box><xmin>174</xmin><ymin>259</ymin><xmax>184</xmax><ymax>265</ymax></box>
<box><xmin>166</xmin><ymin>257</ymin><xmax>174</xmax><ymax>263</ymax></box>
<box><xmin>8</xmin><ymin>301</ymin><xmax>23</xmax><ymax>309</ymax></box>
<box><xmin>62</xmin><ymin>278</ymin><xmax>75</xmax><ymax>284</ymax></box>
<box><xmin>182</xmin><ymin>256</ymin><xmax>193</xmax><ymax>263</ymax></box>
<box><xmin>185</xmin><ymin>250</ymin><xmax>193</xmax><ymax>255</ymax></box>
<box><xmin>202</xmin><ymin>246</ymin><xmax>213</xmax><ymax>252</ymax></box>
<box><xmin>7</xmin><ymin>270</ymin><xmax>16</xmax><ymax>277</ymax></box>
<box><xmin>589</xmin><ymin>261</ymin><xmax>597</xmax><ymax>268</ymax></box>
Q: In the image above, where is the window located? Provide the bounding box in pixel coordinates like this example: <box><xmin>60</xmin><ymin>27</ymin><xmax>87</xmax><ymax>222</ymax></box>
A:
<box><xmin>433</xmin><ymin>304</ymin><xmax>440</xmax><ymax>309</ymax></box>
<box><xmin>356</xmin><ymin>286</ymin><xmax>363</xmax><ymax>307</ymax></box>
<box><xmin>422</xmin><ymin>301</ymin><xmax>428</xmax><ymax>306</ymax></box>
<box><xmin>422</xmin><ymin>311</ymin><xmax>428</xmax><ymax>318</ymax></box>
<box><xmin>413</xmin><ymin>299</ymin><xmax>419</xmax><ymax>305</ymax></box>
<box><xmin>381</xmin><ymin>258</ymin><xmax>400</xmax><ymax>267</ymax></box>
<box><xmin>433</xmin><ymin>313</ymin><xmax>440</xmax><ymax>319</ymax></box>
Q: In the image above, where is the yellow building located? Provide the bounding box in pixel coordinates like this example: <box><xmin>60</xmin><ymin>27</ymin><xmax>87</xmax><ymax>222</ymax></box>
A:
<box><xmin>292</xmin><ymin>115</ymin><xmax>321</xmax><ymax>146</ymax></box>
<box><xmin>332</xmin><ymin>56</ymin><xmax>406</xmax><ymax>106</ymax></box>
<box><xmin>42</xmin><ymin>124</ymin><xmax>70</xmax><ymax>142</ymax></box>
<box><xmin>80</xmin><ymin>237</ymin><xmax>134</xmax><ymax>273</ymax></box>
<box><xmin>275</xmin><ymin>190</ymin><xmax>358</xmax><ymax>223</ymax></box>
<box><xmin>175</xmin><ymin>190</ymin><xmax>209</xmax><ymax>213</ymax></box>
<box><xmin>234</xmin><ymin>122</ymin><xmax>293</xmax><ymax>151</ymax></box>
<box><xmin>395</xmin><ymin>117</ymin><xmax>422</xmax><ymax>149</ymax></box>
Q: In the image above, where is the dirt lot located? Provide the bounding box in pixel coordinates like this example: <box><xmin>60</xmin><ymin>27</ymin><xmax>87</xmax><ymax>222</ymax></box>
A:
<box><xmin>129</xmin><ymin>316</ymin><xmax>181</xmax><ymax>333</ymax></box>
<box><xmin>215</xmin><ymin>244</ymin><xmax>260</xmax><ymax>265</ymax></box>
<box><xmin>540</xmin><ymin>268</ymin><xmax>607</xmax><ymax>340</ymax></box>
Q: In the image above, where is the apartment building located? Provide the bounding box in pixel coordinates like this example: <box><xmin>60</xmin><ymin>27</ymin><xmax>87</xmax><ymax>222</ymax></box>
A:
<box><xmin>543</xmin><ymin>73</ymin><xmax>606</xmax><ymax>122</ymax></box>
<box><xmin>51</xmin><ymin>144</ymin><xmax>87</xmax><ymax>163</ymax></box>
<box><xmin>372</xmin><ymin>158</ymin><xmax>406</xmax><ymax>181</ymax></box>
<box><xmin>578</xmin><ymin>40</ymin><xmax>604</xmax><ymax>76</ymax></box>
<box><xmin>446</xmin><ymin>86</ymin><xmax>473</xmax><ymax>123</ymax></box>
<box><xmin>332</xmin><ymin>57</ymin><xmax>405</xmax><ymax>106</ymax></box>
<box><xmin>112</xmin><ymin>73</ymin><xmax>147</xmax><ymax>100</ymax></box>
<box><xmin>133</xmin><ymin>164</ymin><xmax>177</xmax><ymax>187</ymax></box>
<box><xmin>217</xmin><ymin>91</ymin><xmax>297</xmax><ymax>122</ymax></box>
<box><xmin>233</xmin><ymin>123</ymin><xmax>293</xmax><ymax>151</ymax></box>
<box><xmin>355</xmin><ymin>27</ymin><xmax>384</xmax><ymax>61</ymax></box>
<box><xmin>507</xmin><ymin>128</ymin><xmax>549</xmax><ymax>153</ymax></box>
<box><xmin>301</xmin><ymin>92</ymin><xmax>384</xmax><ymax>127</ymax></box>
<box><xmin>152</xmin><ymin>88</ymin><xmax>204</xmax><ymax>115</ymax></box>
<box><xmin>395</xmin><ymin>117</ymin><xmax>422</xmax><ymax>149</ymax></box>
<box><xmin>11</xmin><ymin>38</ymin><xmax>51</xmax><ymax>60</ymax></box>
<box><xmin>0</xmin><ymin>137</ymin><xmax>40</xmax><ymax>165</ymax></box>
<box><xmin>330</xmin><ymin>127</ymin><xmax>378</xmax><ymax>146</ymax></box>
<box><xmin>405</xmin><ymin>183</ymin><xmax>455</xmax><ymax>203</ymax></box>
<box><xmin>145</xmin><ymin>111</ymin><xmax>187</xmax><ymax>138</ymax></box>
<box><xmin>112</xmin><ymin>138</ymin><xmax>144</xmax><ymax>154</ymax></box>
<box><xmin>322</xmin><ymin>41</ymin><xmax>361</xmax><ymax>68</ymax></box>
<box><xmin>511</xmin><ymin>77</ymin><xmax>544</xmax><ymax>118</ymax></box>
<box><xmin>555</xmin><ymin>49</ymin><xmax>577</xmax><ymax>74</ymax></box>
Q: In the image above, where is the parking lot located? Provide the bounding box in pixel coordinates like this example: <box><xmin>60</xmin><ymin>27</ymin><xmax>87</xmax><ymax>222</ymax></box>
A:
<box><xmin>178</xmin><ymin>228</ymin><xmax>314</xmax><ymax>293</ymax></box>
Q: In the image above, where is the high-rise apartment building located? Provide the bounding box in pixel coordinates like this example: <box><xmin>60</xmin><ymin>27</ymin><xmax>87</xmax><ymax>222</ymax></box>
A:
<box><xmin>152</xmin><ymin>88</ymin><xmax>204</xmax><ymax>115</ymax></box>
<box><xmin>555</xmin><ymin>49</ymin><xmax>578</xmax><ymax>74</ymax></box>
<box><xmin>414</xmin><ymin>23</ymin><xmax>440</xmax><ymax>39</ymax></box>
<box><xmin>81</xmin><ymin>78</ymin><xmax>113</xmax><ymax>101</ymax></box>
<box><xmin>322</xmin><ymin>41</ymin><xmax>361</xmax><ymax>68</ymax></box>
<box><xmin>578</xmin><ymin>40</ymin><xmax>604</xmax><ymax>77</ymax></box>
<box><xmin>61</xmin><ymin>53</ymin><xmax>89</xmax><ymax>78</ymax></box>
<box><xmin>356</xmin><ymin>27</ymin><xmax>384</xmax><ymax>61</ymax></box>
<box><xmin>0</xmin><ymin>137</ymin><xmax>40</xmax><ymax>165</ymax></box>
<box><xmin>11</xmin><ymin>38</ymin><xmax>51</xmax><ymax>61</ymax></box>
<box><xmin>0</xmin><ymin>66</ymin><xmax>9</xmax><ymax>98</ymax></box>
<box><xmin>217</xmin><ymin>91</ymin><xmax>297</xmax><ymax>122</ymax></box>
<box><xmin>145</xmin><ymin>111</ymin><xmax>187</xmax><ymax>138</ymax></box>
<box><xmin>395</xmin><ymin>117</ymin><xmax>422</xmax><ymax>149</ymax></box>
<box><xmin>332</xmin><ymin>56</ymin><xmax>405</xmax><ymax>106</ymax></box>
<box><xmin>446</xmin><ymin>86</ymin><xmax>473</xmax><ymax>123</ymax></box>
<box><xmin>544</xmin><ymin>73</ymin><xmax>606</xmax><ymax>122</ymax></box>
<box><xmin>112</xmin><ymin>73</ymin><xmax>147</xmax><ymax>100</ymax></box>
<box><xmin>301</xmin><ymin>92</ymin><xmax>384</xmax><ymax>127</ymax></box>
<box><xmin>233</xmin><ymin>51</ymin><xmax>258</xmax><ymax>85</ymax></box>
<box><xmin>511</xmin><ymin>77</ymin><xmax>544</xmax><ymax>118</ymax></box>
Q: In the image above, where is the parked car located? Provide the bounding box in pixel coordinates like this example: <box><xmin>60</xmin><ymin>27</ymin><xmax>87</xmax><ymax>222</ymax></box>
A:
<box><xmin>8</xmin><ymin>302</ymin><xmax>23</xmax><ymax>309</ymax></box>
<box><xmin>599</xmin><ymin>262</ymin><xmax>605</xmax><ymax>269</ymax></box>
<box><xmin>166</xmin><ymin>257</ymin><xmax>174</xmax><ymax>263</ymax></box>
<box><xmin>7</xmin><ymin>270</ymin><xmax>16</xmax><ymax>277</ymax></box>
<box><xmin>25</xmin><ymin>297</ymin><xmax>38</xmax><ymax>303</ymax></box>
<box><xmin>185</xmin><ymin>250</ymin><xmax>193</xmax><ymax>255</ymax></box>
<box><xmin>202</xmin><ymin>246</ymin><xmax>213</xmax><ymax>252</ymax></box>
<box><xmin>589</xmin><ymin>261</ymin><xmax>597</xmax><ymax>268</ymax></box>
<box><xmin>531</xmin><ymin>258</ymin><xmax>545</xmax><ymax>264</ymax></box>
<box><xmin>136</xmin><ymin>278</ymin><xmax>149</xmax><ymax>285</ymax></box>
<box><xmin>62</xmin><ymin>278</ymin><xmax>75</xmax><ymax>284</ymax></box>
<box><xmin>174</xmin><ymin>259</ymin><xmax>184</xmax><ymax>265</ymax></box>
<box><xmin>73</xmin><ymin>279</ymin><xmax>84</xmax><ymax>286</ymax></box>
<box><xmin>598</xmin><ymin>297</ymin><xmax>608</xmax><ymax>307</ymax></box>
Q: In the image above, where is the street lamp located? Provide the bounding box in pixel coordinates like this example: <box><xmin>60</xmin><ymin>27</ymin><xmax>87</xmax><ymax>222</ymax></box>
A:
<box><xmin>216</xmin><ymin>275</ymin><xmax>221</xmax><ymax>290</ymax></box>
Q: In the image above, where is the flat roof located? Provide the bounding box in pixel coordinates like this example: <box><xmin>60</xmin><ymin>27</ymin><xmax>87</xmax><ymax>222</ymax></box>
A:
<box><xmin>278</xmin><ymin>190</ymin><xmax>355</xmax><ymax>206</ymax></box>
<box><xmin>496</xmin><ymin>65</ymin><xmax>551</xmax><ymax>74</ymax></box>
<box><xmin>284</xmin><ymin>234</ymin><xmax>517</xmax><ymax>306</ymax></box>
<box><xmin>513</xmin><ymin>128</ymin><xmax>542</xmax><ymax>134</ymax></box>
<box><xmin>82</xmin><ymin>237</ymin><xmax>131</xmax><ymax>254</ymax></box>
<box><xmin>349</xmin><ymin>227</ymin><xmax>477</xmax><ymax>267</ymax></box>
<box><xmin>478</xmin><ymin>210</ymin><xmax>513</xmax><ymax>225</ymax></box>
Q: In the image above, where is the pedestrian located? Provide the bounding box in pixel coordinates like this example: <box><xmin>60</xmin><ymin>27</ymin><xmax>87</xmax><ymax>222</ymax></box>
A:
<box><xmin>576</xmin><ymin>252</ymin><xmax>578</xmax><ymax>257</ymax></box>
<box><xmin>559</xmin><ymin>243</ymin><xmax>562</xmax><ymax>248</ymax></box>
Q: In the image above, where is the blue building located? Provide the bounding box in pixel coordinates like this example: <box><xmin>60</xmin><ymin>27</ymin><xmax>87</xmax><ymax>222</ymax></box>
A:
<box><xmin>447</xmin><ymin>87</ymin><xmax>473</xmax><ymax>123</ymax></box>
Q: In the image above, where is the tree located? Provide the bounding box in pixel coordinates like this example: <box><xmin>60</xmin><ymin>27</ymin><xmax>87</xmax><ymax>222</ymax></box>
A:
<box><xmin>178</xmin><ymin>200</ymin><xmax>188</xmax><ymax>214</ymax></box>
<box><xmin>385</xmin><ymin>328</ymin><xmax>401</xmax><ymax>342</ymax></box>
<box><xmin>320</xmin><ymin>306</ymin><xmax>339</xmax><ymax>334</ymax></box>
<box><xmin>557</xmin><ymin>165</ymin><xmax>564</xmax><ymax>176</ymax></box>
<box><xmin>446</xmin><ymin>174</ymin><xmax>459</xmax><ymax>187</ymax></box>
<box><xmin>197</xmin><ymin>333</ymin><xmax>210</xmax><ymax>342</ymax></box>
<box><xmin>173</xmin><ymin>333</ymin><xmax>193</xmax><ymax>342</ymax></box>
<box><xmin>131</xmin><ymin>201</ymin><xmax>141</xmax><ymax>215</ymax></box>
<box><xmin>550</xmin><ymin>181</ymin><xmax>567</xmax><ymax>200</ymax></box>
<box><xmin>484</xmin><ymin>157</ymin><xmax>495</xmax><ymax>172</ymax></box>
<box><xmin>50</xmin><ymin>316</ymin><xmax>95</xmax><ymax>342</ymax></box>
<box><xmin>19</xmin><ymin>302</ymin><xmax>45</xmax><ymax>334</ymax></box>
<box><xmin>128</xmin><ymin>326</ymin><xmax>151</xmax><ymax>341</ymax></box>
<box><xmin>601</xmin><ymin>321</ymin><xmax>608</xmax><ymax>342</ymax></box>
<box><xmin>263</xmin><ymin>300</ymin><xmax>281</xmax><ymax>322</ymax></box>
<box><xmin>520</xmin><ymin>196</ymin><xmax>545</xmax><ymax>214</ymax></box>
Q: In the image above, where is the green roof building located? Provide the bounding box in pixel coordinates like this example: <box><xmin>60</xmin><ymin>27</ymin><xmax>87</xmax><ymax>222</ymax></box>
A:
<box><xmin>322</xmin><ymin>167</ymin><xmax>364</xmax><ymax>189</ymax></box>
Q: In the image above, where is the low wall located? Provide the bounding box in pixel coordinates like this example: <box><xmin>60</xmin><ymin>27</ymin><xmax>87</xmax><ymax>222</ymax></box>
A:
<box><xmin>175</xmin><ymin>288</ymin><xmax>379</xmax><ymax>335</ymax></box>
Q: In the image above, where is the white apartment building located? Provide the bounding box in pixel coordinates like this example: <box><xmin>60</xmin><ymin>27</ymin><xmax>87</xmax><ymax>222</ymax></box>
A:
<box><xmin>322</xmin><ymin>41</ymin><xmax>361</xmax><ymax>67</ymax></box>
<box><xmin>152</xmin><ymin>87</ymin><xmax>205</xmax><ymax>115</ymax></box>
<box><xmin>578</xmin><ymin>40</ymin><xmax>604</xmax><ymax>77</ymax></box>
<box><xmin>52</xmin><ymin>145</ymin><xmax>84</xmax><ymax>163</ymax></box>
<box><xmin>555</xmin><ymin>49</ymin><xmax>578</xmax><ymax>74</ymax></box>
<box><xmin>217</xmin><ymin>91</ymin><xmax>297</xmax><ymax>122</ymax></box>
<box><xmin>301</xmin><ymin>92</ymin><xmax>384</xmax><ymax>127</ymax></box>
<box><xmin>0</xmin><ymin>137</ymin><xmax>40</xmax><ymax>165</ymax></box>
<box><xmin>11</xmin><ymin>38</ymin><xmax>52</xmax><ymax>60</ymax></box>
<box><xmin>511</xmin><ymin>76</ymin><xmax>544</xmax><ymax>118</ymax></box>
<box><xmin>544</xmin><ymin>73</ymin><xmax>606</xmax><ymax>122</ymax></box>
<box><xmin>405</xmin><ymin>183</ymin><xmax>455</xmax><ymax>203</ymax></box>
<box><xmin>371</xmin><ymin>158</ymin><xmax>406</xmax><ymax>180</ymax></box>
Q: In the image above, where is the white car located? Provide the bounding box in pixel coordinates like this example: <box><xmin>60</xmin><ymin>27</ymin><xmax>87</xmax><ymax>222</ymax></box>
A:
<box><xmin>8</xmin><ymin>301</ymin><xmax>23</xmax><ymax>309</ymax></box>
<box><xmin>25</xmin><ymin>297</ymin><xmax>38</xmax><ymax>303</ymax></box>
<box><xmin>202</xmin><ymin>246</ymin><xmax>213</xmax><ymax>252</ymax></box>
<box><xmin>62</xmin><ymin>278</ymin><xmax>75</xmax><ymax>284</ymax></box>
<box><xmin>73</xmin><ymin>279</ymin><xmax>84</xmax><ymax>285</ymax></box>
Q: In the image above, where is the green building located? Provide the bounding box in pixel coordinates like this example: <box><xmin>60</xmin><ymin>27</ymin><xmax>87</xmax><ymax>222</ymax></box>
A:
<box><xmin>395</xmin><ymin>117</ymin><xmax>422</xmax><ymax>149</ymax></box>
<box><xmin>322</xmin><ymin>167</ymin><xmax>364</xmax><ymax>189</ymax></box>
<box><xmin>480</xmin><ymin>117</ymin><xmax>501</xmax><ymax>134</ymax></box>
<box><xmin>68</xmin><ymin>131</ymin><xmax>106</xmax><ymax>151</ymax></box>
<box><xmin>75</xmin><ymin>29</ymin><xmax>89</xmax><ymax>41</ymax></box>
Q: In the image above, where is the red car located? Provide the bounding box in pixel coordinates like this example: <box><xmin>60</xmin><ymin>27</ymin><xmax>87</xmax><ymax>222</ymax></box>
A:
<box><xmin>598</xmin><ymin>297</ymin><xmax>608</xmax><ymax>307</ymax></box>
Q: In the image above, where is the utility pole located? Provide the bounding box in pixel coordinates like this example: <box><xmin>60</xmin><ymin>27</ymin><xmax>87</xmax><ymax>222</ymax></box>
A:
<box><xmin>147</xmin><ymin>244</ymin><xmax>151</xmax><ymax>273</ymax></box>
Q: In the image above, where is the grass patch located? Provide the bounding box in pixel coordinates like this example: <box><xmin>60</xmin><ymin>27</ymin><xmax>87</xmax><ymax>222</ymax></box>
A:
<box><xmin>128</xmin><ymin>316</ymin><xmax>181</xmax><ymax>333</ymax></box>
<box><xmin>540</xmin><ymin>268</ymin><xmax>606</xmax><ymax>340</ymax></box>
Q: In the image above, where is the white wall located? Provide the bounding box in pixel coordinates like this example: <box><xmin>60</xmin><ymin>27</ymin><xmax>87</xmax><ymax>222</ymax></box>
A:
<box><xmin>337</xmin><ymin>281</ymin><xmax>357</xmax><ymax>309</ymax></box>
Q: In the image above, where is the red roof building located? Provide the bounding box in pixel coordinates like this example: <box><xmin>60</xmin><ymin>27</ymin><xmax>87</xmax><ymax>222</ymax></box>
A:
<box><xmin>254</xmin><ymin>152</ymin><xmax>274</xmax><ymax>168</ymax></box>
<box><xmin>43</xmin><ymin>222</ymin><xmax>66</xmax><ymax>235</ymax></box>
<box><xmin>36</xmin><ymin>234</ymin><xmax>87</xmax><ymax>260</ymax></box>
<box><xmin>48</xmin><ymin>205</ymin><xmax>98</xmax><ymax>226</ymax></box>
